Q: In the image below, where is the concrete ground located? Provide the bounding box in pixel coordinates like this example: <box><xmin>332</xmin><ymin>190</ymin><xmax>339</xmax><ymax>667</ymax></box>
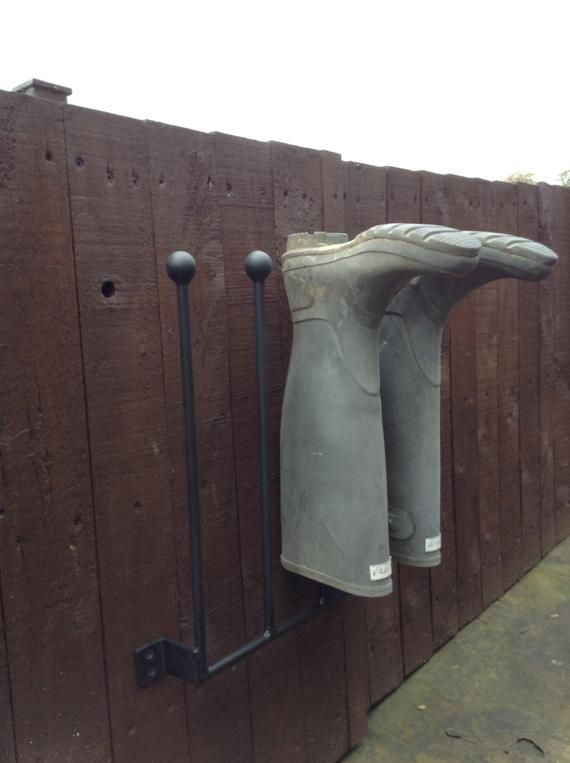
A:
<box><xmin>346</xmin><ymin>537</ymin><xmax>570</xmax><ymax>763</ymax></box>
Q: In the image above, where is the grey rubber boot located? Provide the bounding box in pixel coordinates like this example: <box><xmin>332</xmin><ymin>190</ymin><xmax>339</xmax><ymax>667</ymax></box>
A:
<box><xmin>280</xmin><ymin>224</ymin><xmax>481</xmax><ymax>597</ymax></box>
<box><xmin>380</xmin><ymin>231</ymin><xmax>558</xmax><ymax>568</ymax></box>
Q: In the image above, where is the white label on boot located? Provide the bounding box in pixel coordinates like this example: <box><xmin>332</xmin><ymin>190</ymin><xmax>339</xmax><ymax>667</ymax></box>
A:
<box><xmin>369</xmin><ymin>558</ymin><xmax>392</xmax><ymax>581</ymax></box>
<box><xmin>425</xmin><ymin>534</ymin><xmax>442</xmax><ymax>553</ymax></box>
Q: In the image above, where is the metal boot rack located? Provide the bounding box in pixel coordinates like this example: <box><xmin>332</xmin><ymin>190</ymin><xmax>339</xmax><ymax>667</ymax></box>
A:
<box><xmin>135</xmin><ymin>250</ymin><xmax>343</xmax><ymax>688</ymax></box>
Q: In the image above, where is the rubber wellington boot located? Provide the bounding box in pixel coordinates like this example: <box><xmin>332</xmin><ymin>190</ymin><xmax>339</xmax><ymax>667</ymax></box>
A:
<box><xmin>380</xmin><ymin>231</ymin><xmax>558</xmax><ymax>568</ymax></box>
<box><xmin>280</xmin><ymin>224</ymin><xmax>481</xmax><ymax>596</ymax></box>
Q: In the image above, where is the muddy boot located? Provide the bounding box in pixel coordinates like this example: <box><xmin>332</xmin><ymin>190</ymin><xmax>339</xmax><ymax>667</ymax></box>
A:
<box><xmin>280</xmin><ymin>224</ymin><xmax>481</xmax><ymax>596</ymax></box>
<box><xmin>380</xmin><ymin>232</ymin><xmax>558</xmax><ymax>568</ymax></box>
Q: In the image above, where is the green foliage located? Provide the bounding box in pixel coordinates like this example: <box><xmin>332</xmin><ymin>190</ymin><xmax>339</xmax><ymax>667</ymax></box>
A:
<box><xmin>504</xmin><ymin>171</ymin><xmax>536</xmax><ymax>184</ymax></box>
<box><xmin>558</xmin><ymin>170</ymin><xmax>570</xmax><ymax>187</ymax></box>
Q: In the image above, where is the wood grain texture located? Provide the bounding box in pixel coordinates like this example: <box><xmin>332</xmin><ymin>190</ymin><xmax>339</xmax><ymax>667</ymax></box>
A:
<box><xmin>214</xmin><ymin>131</ymin><xmax>306</xmax><ymax>763</ymax></box>
<box><xmin>0</xmin><ymin>86</ymin><xmax>565</xmax><ymax>763</ymax></box>
<box><xmin>495</xmin><ymin>182</ymin><xmax>523</xmax><ymax>590</ymax></box>
<box><xmin>343</xmin><ymin>162</ymin><xmax>405</xmax><ymax>703</ymax></box>
<box><xmin>420</xmin><ymin>172</ymin><xmax>459</xmax><ymax>648</ymax></box>
<box><xmin>272</xmin><ymin>141</ymin><xmax>349</xmax><ymax>763</ymax></box>
<box><xmin>0</xmin><ymin>91</ymin><xmax>111</xmax><ymax>763</ymax></box>
<box><xmin>516</xmin><ymin>184</ymin><xmax>542</xmax><ymax>571</ymax></box>
<box><xmin>341</xmin><ymin>595</ymin><xmax>370</xmax><ymax>747</ymax></box>
<box><xmin>471</xmin><ymin>181</ymin><xmax>503</xmax><ymax>608</ymax></box>
<box><xmin>321</xmin><ymin>150</ymin><xmax>346</xmax><ymax>232</ymax></box>
<box><xmin>387</xmin><ymin>167</ymin><xmax>433</xmax><ymax>675</ymax></box>
<box><xmin>146</xmin><ymin>123</ymin><xmax>253</xmax><ymax>763</ymax></box>
<box><xmin>0</xmin><ymin>573</ymin><xmax>16</xmax><ymax>762</ymax></box>
<box><xmin>343</xmin><ymin>162</ymin><xmax>387</xmax><ymax>241</ymax></box>
<box><xmin>447</xmin><ymin>176</ymin><xmax>485</xmax><ymax>627</ymax></box>
<box><xmin>473</xmin><ymin>274</ymin><xmax>502</xmax><ymax>607</ymax></box>
<box><xmin>550</xmin><ymin>186</ymin><xmax>570</xmax><ymax>542</ymax></box>
<box><xmin>537</xmin><ymin>184</ymin><xmax>556</xmax><ymax>554</ymax></box>
<box><xmin>64</xmin><ymin>105</ymin><xmax>189</xmax><ymax>763</ymax></box>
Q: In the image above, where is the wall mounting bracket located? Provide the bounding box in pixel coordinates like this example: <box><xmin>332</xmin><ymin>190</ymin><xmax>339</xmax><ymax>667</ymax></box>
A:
<box><xmin>134</xmin><ymin>250</ymin><xmax>344</xmax><ymax>688</ymax></box>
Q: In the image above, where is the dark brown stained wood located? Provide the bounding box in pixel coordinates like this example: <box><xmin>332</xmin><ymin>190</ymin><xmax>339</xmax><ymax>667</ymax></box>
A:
<box><xmin>0</xmin><ymin>91</ymin><xmax>111</xmax><ymax>762</ymax></box>
<box><xmin>64</xmin><ymin>105</ymin><xmax>190</xmax><ymax>763</ymax></box>
<box><xmin>341</xmin><ymin>595</ymin><xmax>369</xmax><ymax>747</ymax></box>
<box><xmin>343</xmin><ymin>162</ymin><xmax>387</xmax><ymax>239</ymax></box>
<box><xmin>366</xmin><ymin>565</ymin><xmax>404</xmax><ymax>704</ymax></box>
<box><xmin>214</xmin><ymin>132</ymin><xmax>306</xmax><ymax>763</ymax></box>
<box><xmin>322</xmin><ymin>152</ymin><xmax>369</xmax><ymax>750</ymax></box>
<box><xmin>420</xmin><ymin>172</ymin><xmax>459</xmax><ymax>648</ymax></box>
<box><xmin>300</xmin><ymin>609</ymin><xmax>348</xmax><ymax>762</ymax></box>
<box><xmin>0</xmin><ymin>83</ymin><xmax>564</xmax><ymax>763</ymax></box>
<box><xmin>495</xmin><ymin>182</ymin><xmax>524</xmax><ymax>589</ymax></box>
<box><xmin>473</xmin><ymin>279</ymin><xmax>502</xmax><ymax>606</ymax></box>
<box><xmin>557</xmin><ymin>187</ymin><xmax>570</xmax><ymax>541</ymax></box>
<box><xmin>473</xmin><ymin>276</ymin><xmax>502</xmax><ymax>606</ymax></box>
<box><xmin>321</xmin><ymin>150</ymin><xmax>346</xmax><ymax>232</ymax></box>
<box><xmin>0</xmin><ymin>574</ymin><xmax>16</xmax><ymax>762</ymax></box>
<box><xmin>387</xmin><ymin>167</ymin><xmax>433</xmax><ymax>674</ymax></box>
<box><xmin>146</xmin><ymin>124</ymin><xmax>253</xmax><ymax>763</ymax></box>
<box><xmin>470</xmin><ymin>181</ymin><xmax>503</xmax><ymax>608</ymax></box>
<box><xmin>548</xmin><ymin>186</ymin><xmax>570</xmax><ymax>542</ymax></box>
<box><xmin>516</xmin><ymin>184</ymin><xmax>542</xmax><ymax>571</ymax></box>
<box><xmin>272</xmin><ymin>141</ymin><xmax>349</xmax><ymax>763</ymax></box>
<box><xmin>447</xmin><ymin>175</ymin><xmax>484</xmax><ymax>627</ymax></box>
<box><xmin>343</xmin><ymin>162</ymin><xmax>404</xmax><ymax>703</ymax></box>
<box><xmin>537</xmin><ymin>184</ymin><xmax>556</xmax><ymax>553</ymax></box>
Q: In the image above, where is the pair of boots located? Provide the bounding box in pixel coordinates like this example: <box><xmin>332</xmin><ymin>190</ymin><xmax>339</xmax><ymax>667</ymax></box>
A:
<box><xmin>280</xmin><ymin>224</ymin><xmax>557</xmax><ymax>597</ymax></box>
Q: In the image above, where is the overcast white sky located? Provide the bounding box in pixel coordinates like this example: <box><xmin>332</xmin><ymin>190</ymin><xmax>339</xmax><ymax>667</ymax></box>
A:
<box><xmin>2</xmin><ymin>0</ymin><xmax>568</xmax><ymax>184</ymax></box>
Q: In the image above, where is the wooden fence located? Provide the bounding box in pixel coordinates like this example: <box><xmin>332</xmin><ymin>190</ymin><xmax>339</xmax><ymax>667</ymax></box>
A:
<box><xmin>1</xmin><ymin>87</ymin><xmax>569</xmax><ymax>762</ymax></box>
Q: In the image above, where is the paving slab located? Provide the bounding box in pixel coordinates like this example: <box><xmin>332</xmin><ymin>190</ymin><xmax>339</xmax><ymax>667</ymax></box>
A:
<box><xmin>346</xmin><ymin>537</ymin><xmax>570</xmax><ymax>762</ymax></box>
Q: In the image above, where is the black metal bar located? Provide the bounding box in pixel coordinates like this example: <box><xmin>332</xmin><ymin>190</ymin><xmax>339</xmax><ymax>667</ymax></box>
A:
<box><xmin>134</xmin><ymin>249</ymin><xmax>348</xmax><ymax>690</ymax></box>
<box><xmin>207</xmin><ymin>591</ymin><xmax>343</xmax><ymax>677</ymax></box>
<box><xmin>136</xmin><ymin>587</ymin><xmax>345</xmax><ymax>686</ymax></box>
<box><xmin>165</xmin><ymin>251</ymin><xmax>207</xmax><ymax>675</ymax></box>
<box><xmin>244</xmin><ymin>251</ymin><xmax>274</xmax><ymax>635</ymax></box>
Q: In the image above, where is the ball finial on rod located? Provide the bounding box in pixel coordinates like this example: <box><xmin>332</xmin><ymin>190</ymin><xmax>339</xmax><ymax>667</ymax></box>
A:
<box><xmin>166</xmin><ymin>251</ymin><xmax>197</xmax><ymax>285</ymax></box>
<box><xmin>245</xmin><ymin>250</ymin><xmax>272</xmax><ymax>283</ymax></box>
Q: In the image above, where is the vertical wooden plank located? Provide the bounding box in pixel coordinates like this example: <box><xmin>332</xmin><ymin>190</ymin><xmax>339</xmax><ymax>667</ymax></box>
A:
<box><xmin>556</xmin><ymin>186</ymin><xmax>570</xmax><ymax>542</ymax></box>
<box><xmin>495</xmin><ymin>182</ymin><xmax>524</xmax><ymax>589</ymax></box>
<box><xmin>343</xmin><ymin>162</ymin><xmax>404</xmax><ymax>703</ymax></box>
<box><xmin>472</xmin><ymin>265</ymin><xmax>503</xmax><ymax>605</ymax></box>
<box><xmin>214</xmin><ymin>131</ymin><xmax>306</xmax><ymax>763</ymax></box>
<box><xmin>64</xmin><ymin>106</ymin><xmax>190</xmax><ymax>763</ymax></box>
<box><xmin>387</xmin><ymin>167</ymin><xmax>433</xmax><ymax>675</ymax></box>
<box><xmin>447</xmin><ymin>175</ymin><xmax>488</xmax><ymax>627</ymax></box>
<box><xmin>0</xmin><ymin>575</ymin><xmax>16</xmax><ymax>762</ymax></box>
<box><xmin>473</xmin><ymin>275</ymin><xmax>503</xmax><ymax>606</ymax></box>
<box><xmin>146</xmin><ymin>124</ymin><xmax>254</xmax><ymax>763</ymax></box>
<box><xmin>420</xmin><ymin>171</ymin><xmax>459</xmax><ymax>649</ymax></box>
<box><xmin>341</xmin><ymin>595</ymin><xmax>370</xmax><ymax>746</ymax></box>
<box><xmin>321</xmin><ymin>150</ymin><xmax>346</xmax><ymax>232</ymax></box>
<box><xmin>516</xmin><ymin>184</ymin><xmax>542</xmax><ymax>571</ymax></box>
<box><xmin>0</xmin><ymin>91</ymin><xmax>112</xmax><ymax>762</ymax></box>
<box><xmin>322</xmin><ymin>151</ymin><xmax>369</xmax><ymax>750</ymax></box>
<box><xmin>272</xmin><ymin>141</ymin><xmax>349</xmax><ymax>763</ymax></box>
<box><xmin>343</xmin><ymin>162</ymin><xmax>387</xmax><ymax>241</ymax></box>
<box><xmin>545</xmin><ymin>185</ymin><xmax>570</xmax><ymax>542</ymax></box>
<box><xmin>537</xmin><ymin>184</ymin><xmax>556</xmax><ymax>553</ymax></box>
